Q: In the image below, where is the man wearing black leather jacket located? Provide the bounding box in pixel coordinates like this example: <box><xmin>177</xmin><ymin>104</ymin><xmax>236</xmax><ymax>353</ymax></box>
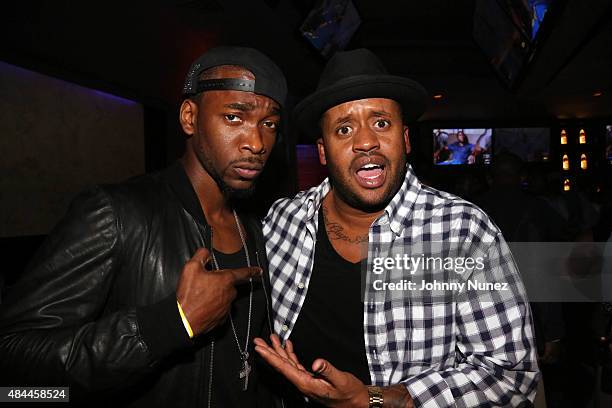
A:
<box><xmin>0</xmin><ymin>46</ymin><xmax>287</xmax><ymax>407</ymax></box>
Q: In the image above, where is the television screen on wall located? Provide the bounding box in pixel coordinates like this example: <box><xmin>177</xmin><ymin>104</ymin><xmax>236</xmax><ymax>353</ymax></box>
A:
<box><xmin>494</xmin><ymin>127</ymin><xmax>550</xmax><ymax>162</ymax></box>
<box><xmin>473</xmin><ymin>0</ymin><xmax>555</xmax><ymax>86</ymax></box>
<box><xmin>433</xmin><ymin>128</ymin><xmax>493</xmax><ymax>165</ymax></box>
<box><xmin>300</xmin><ymin>0</ymin><xmax>361</xmax><ymax>58</ymax></box>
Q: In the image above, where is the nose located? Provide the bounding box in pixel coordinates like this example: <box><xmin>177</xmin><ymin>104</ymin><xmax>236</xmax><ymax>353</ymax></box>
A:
<box><xmin>240</xmin><ymin>125</ymin><xmax>266</xmax><ymax>155</ymax></box>
<box><xmin>352</xmin><ymin>126</ymin><xmax>379</xmax><ymax>154</ymax></box>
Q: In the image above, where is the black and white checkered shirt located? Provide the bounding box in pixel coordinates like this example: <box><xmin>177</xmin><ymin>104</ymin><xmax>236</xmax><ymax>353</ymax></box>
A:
<box><xmin>263</xmin><ymin>165</ymin><xmax>539</xmax><ymax>407</ymax></box>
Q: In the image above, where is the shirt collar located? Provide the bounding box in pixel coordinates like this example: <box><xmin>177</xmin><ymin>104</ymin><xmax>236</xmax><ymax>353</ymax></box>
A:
<box><xmin>303</xmin><ymin>177</ymin><xmax>331</xmax><ymax>222</ymax></box>
<box><xmin>380</xmin><ymin>163</ymin><xmax>422</xmax><ymax>236</ymax></box>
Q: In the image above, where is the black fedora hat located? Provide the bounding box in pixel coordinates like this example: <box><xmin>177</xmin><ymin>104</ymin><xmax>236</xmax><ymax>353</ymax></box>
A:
<box><xmin>294</xmin><ymin>48</ymin><xmax>428</xmax><ymax>140</ymax></box>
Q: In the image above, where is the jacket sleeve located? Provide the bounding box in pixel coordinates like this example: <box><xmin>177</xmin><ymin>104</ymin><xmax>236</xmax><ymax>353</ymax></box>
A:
<box><xmin>401</xmin><ymin>233</ymin><xmax>540</xmax><ymax>407</ymax></box>
<box><xmin>0</xmin><ymin>186</ymin><xmax>190</xmax><ymax>392</ymax></box>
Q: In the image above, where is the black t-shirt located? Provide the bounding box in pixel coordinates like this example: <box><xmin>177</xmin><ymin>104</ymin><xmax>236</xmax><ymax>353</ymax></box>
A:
<box><xmin>288</xmin><ymin>211</ymin><xmax>370</xmax><ymax>406</ymax></box>
<box><xmin>207</xmin><ymin>241</ymin><xmax>271</xmax><ymax>407</ymax></box>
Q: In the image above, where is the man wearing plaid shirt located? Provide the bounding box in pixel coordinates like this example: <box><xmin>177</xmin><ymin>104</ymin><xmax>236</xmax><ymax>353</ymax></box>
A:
<box><xmin>254</xmin><ymin>49</ymin><xmax>539</xmax><ymax>407</ymax></box>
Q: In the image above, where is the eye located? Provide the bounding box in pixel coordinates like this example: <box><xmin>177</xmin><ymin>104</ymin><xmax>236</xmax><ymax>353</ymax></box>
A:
<box><xmin>262</xmin><ymin>120</ymin><xmax>278</xmax><ymax>130</ymax></box>
<box><xmin>337</xmin><ymin>126</ymin><xmax>352</xmax><ymax>136</ymax></box>
<box><xmin>224</xmin><ymin>114</ymin><xmax>241</xmax><ymax>123</ymax></box>
<box><xmin>374</xmin><ymin>119</ymin><xmax>390</xmax><ymax>129</ymax></box>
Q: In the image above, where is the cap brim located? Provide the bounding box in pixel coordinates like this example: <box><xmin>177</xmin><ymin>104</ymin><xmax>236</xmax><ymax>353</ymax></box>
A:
<box><xmin>294</xmin><ymin>75</ymin><xmax>428</xmax><ymax>140</ymax></box>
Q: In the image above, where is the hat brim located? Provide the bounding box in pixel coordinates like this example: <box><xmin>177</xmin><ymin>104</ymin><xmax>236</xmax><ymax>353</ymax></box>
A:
<box><xmin>293</xmin><ymin>74</ymin><xmax>429</xmax><ymax>140</ymax></box>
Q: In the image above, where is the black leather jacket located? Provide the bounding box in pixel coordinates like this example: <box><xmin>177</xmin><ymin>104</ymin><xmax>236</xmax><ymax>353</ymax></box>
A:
<box><xmin>0</xmin><ymin>162</ymin><xmax>276</xmax><ymax>407</ymax></box>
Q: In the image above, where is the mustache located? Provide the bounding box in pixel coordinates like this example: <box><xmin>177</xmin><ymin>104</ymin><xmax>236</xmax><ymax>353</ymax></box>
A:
<box><xmin>229</xmin><ymin>157</ymin><xmax>265</xmax><ymax>166</ymax></box>
<box><xmin>350</xmin><ymin>152</ymin><xmax>390</xmax><ymax>167</ymax></box>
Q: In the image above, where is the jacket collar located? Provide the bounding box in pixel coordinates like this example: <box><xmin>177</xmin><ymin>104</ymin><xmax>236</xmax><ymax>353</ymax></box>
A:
<box><xmin>165</xmin><ymin>161</ymin><xmax>209</xmax><ymax>228</ymax></box>
<box><xmin>164</xmin><ymin>160</ymin><xmax>262</xmax><ymax>236</ymax></box>
<box><xmin>165</xmin><ymin>161</ymin><xmax>274</xmax><ymax>334</ymax></box>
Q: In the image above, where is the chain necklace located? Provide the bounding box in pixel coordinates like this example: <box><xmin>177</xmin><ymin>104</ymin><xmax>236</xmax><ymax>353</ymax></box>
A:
<box><xmin>207</xmin><ymin>209</ymin><xmax>253</xmax><ymax>408</ymax></box>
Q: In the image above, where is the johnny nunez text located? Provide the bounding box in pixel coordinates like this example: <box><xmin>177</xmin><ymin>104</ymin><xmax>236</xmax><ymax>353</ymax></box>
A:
<box><xmin>371</xmin><ymin>279</ymin><xmax>509</xmax><ymax>292</ymax></box>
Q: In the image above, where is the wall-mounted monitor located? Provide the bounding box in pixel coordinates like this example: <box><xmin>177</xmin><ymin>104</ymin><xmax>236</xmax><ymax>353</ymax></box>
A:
<box><xmin>433</xmin><ymin>128</ymin><xmax>493</xmax><ymax>166</ymax></box>
<box><xmin>529</xmin><ymin>0</ymin><xmax>553</xmax><ymax>40</ymax></box>
<box><xmin>473</xmin><ymin>0</ymin><xmax>555</xmax><ymax>87</ymax></box>
<box><xmin>494</xmin><ymin>127</ymin><xmax>550</xmax><ymax>162</ymax></box>
<box><xmin>300</xmin><ymin>0</ymin><xmax>361</xmax><ymax>58</ymax></box>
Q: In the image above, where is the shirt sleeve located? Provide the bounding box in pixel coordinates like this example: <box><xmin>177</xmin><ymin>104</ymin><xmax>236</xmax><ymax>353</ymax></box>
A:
<box><xmin>402</xmin><ymin>233</ymin><xmax>540</xmax><ymax>407</ymax></box>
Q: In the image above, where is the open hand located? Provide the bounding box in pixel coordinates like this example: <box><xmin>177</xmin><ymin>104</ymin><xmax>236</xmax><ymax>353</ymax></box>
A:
<box><xmin>254</xmin><ymin>334</ymin><xmax>368</xmax><ymax>408</ymax></box>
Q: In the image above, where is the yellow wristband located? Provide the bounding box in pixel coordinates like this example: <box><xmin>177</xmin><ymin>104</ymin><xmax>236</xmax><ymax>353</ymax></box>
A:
<box><xmin>176</xmin><ymin>300</ymin><xmax>194</xmax><ymax>339</ymax></box>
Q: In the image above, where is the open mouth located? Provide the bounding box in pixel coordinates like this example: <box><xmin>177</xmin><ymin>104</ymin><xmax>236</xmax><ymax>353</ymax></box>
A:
<box><xmin>357</xmin><ymin>163</ymin><xmax>384</xmax><ymax>179</ymax></box>
<box><xmin>354</xmin><ymin>161</ymin><xmax>386</xmax><ymax>188</ymax></box>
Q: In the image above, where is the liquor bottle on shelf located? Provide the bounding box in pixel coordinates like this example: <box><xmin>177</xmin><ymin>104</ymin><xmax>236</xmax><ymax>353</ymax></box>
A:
<box><xmin>580</xmin><ymin>153</ymin><xmax>588</xmax><ymax>170</ymax></box>
<box><xmin>579</xmin><ymin>128</ymin><xmax>587</xmax><ymax>144</ymax></box>
<box><xmin>563</xmin><ymin>178</ymin><xmax>571</xmax><ymax>191</ymax></box>
<box><xmin>560</xmin><ymin>129</ymin><xmax>568</xmax><ymax>145</ymax></box>
<box><xmin>562</xmin><ymin>154</ymin><xmax>570</xmax><ymax>171</ymax></box>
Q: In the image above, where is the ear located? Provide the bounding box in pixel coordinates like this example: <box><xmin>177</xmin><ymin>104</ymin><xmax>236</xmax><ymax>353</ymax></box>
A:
<box><xmin>316</xmin><ymin>137</ymin><xmax>327</xmax><ymax>166</ymax></box>
<box><xmin>403</xmin><ymin>126</ymin><xmax>411</xmax><ymax>155</ymax></box>
<box><xmin>179</xmin><ymin>99</ymin><xmax>198</xmax><ymax>136</ymax></box>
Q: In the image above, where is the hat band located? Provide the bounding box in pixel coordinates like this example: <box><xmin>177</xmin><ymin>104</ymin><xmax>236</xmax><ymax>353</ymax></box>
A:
<box><xmin>196</xmin><ymin>78</ymin><xmax>255</xmax><ymax>93</ymax></box>
<box><xmin>193</xmin><ymin>78</ymin><xmax>284</xmax><ymax>107</ymax></box>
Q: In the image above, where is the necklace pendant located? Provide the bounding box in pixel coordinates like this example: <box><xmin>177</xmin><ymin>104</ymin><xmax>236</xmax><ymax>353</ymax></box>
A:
<box><xmin>239</xmin><ymin>359</ymin><xmax>251</xmax><ymax>391</ymax></box>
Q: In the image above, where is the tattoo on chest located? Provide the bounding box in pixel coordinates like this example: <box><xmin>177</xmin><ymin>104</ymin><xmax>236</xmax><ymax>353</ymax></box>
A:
<box><xmin>322</xmin><ymin>206</ymin><xmax>368</xmax><ymax>244</ymax></box>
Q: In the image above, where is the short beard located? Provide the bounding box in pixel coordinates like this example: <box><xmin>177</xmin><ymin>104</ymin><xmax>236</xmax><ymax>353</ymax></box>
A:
<box><xmin>326</xmin><ymin>154</ymin><xmax>407</xmax><ymax>213</ymax></box>
<box><xmin>196</xmin><ymin>149</ymin><xmax>257</xmax><ymax>201</ymax></box>
<box><xmin>222</xmin><ymin>181</ymin><xmax>257</xmax><ymax>200</ymax></box>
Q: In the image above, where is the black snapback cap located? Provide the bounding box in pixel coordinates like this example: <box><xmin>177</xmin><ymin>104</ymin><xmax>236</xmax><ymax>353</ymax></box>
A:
<box><xmin>182</xmin><ymin>46</ymin><xmax>287</xmax><ymax>108</ymax></box>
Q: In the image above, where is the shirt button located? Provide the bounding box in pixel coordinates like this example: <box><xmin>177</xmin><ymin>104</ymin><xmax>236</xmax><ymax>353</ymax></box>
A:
<box><xmin>281</xmin><ymin>324</ymin><xmax>289</xmax><ymax>332</ymax></box>
<box><xmin>297</xmin><ymin>282</ymin><xmax>305</xmax><ymax>289</ymax></box>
